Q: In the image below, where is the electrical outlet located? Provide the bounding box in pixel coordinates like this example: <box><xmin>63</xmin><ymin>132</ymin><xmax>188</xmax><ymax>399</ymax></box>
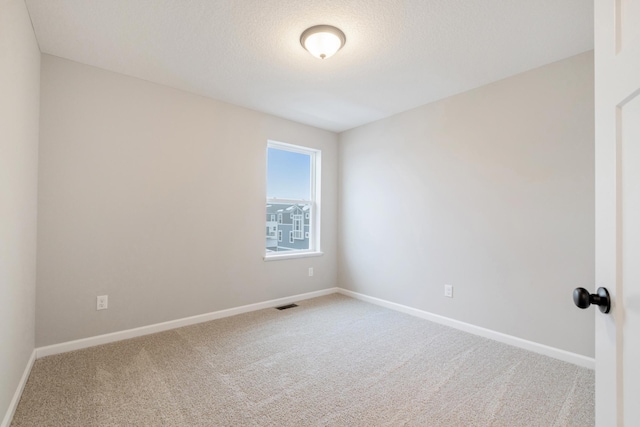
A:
<box><xmin>97</xmin><ymin>295</ymin><xmax>108</xmax><ymax>310</ymax></box>
<box><xmin>308</xmin><ymin>267</ymin><xmax>314</xmax><ymax>277</ymax></box>
<box><xmin>444</xmin><ymin>284</ymin><xmax>453</xmax><ymax>298</ymax></box>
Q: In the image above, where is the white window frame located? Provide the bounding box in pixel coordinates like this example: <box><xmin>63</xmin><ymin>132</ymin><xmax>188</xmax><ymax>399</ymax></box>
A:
<box><xmin>278</xmin><ymin>230</ymin><xmax>282</xmax><ymax>242</ymax></box>
<box><xmin>265</xmin><ymin>140</ymin><xmax>322</xmax><ymax>261</ymax></box>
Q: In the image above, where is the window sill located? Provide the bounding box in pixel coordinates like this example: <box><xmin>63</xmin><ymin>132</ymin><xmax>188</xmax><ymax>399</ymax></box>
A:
<box><xmin>263</xmin><ymin>251</ymin><xmax>324</xmax><ymax>262</ymax></box>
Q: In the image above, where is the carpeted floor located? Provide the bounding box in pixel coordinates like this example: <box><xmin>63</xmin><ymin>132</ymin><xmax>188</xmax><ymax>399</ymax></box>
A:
<box><xmin>12</xmin><ymin>294</ymin><xmax>594</xmax><ymax>426</ymax></box>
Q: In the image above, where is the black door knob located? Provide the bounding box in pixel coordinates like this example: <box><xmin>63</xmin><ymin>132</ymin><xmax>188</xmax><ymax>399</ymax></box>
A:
<box><xmin>573</xmin><ymin>287</ymin><xmax>611</xmax><ymax>313</ymax></box>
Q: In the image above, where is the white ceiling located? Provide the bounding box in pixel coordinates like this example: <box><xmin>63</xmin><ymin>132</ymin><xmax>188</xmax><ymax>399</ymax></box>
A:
<box><xmin>24</xmin><ymin>0</ymin><xmax>593</xmax><ymax>133</ymax></box>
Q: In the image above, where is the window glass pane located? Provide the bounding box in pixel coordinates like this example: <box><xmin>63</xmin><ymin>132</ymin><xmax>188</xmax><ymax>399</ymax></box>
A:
<box><xmin>266</xmin><ymin>148</ymin><xmax>311</xmax><ymax>200</ymax></box>
<box><xmin>265</xmin><ymin>203</ymin><xmax>311</xmax><ymax>253</ymax></box>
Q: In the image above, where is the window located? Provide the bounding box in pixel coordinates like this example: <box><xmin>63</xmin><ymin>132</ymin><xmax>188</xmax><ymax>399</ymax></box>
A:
<box><xmin>265</xmin><ymin>140</ymin><xmax>320</xmax><ymax>259</ymax></box>
<box><xmin>292</xmin><ymin>214</ymin><xmax>303</xmax><ymax>239</ymax></box>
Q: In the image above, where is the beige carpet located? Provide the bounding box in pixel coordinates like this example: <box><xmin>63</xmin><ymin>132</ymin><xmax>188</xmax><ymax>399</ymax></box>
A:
<box><xmin>12</xmin><ymin>294</ymin><xmax>594</xmax><ymax>426</ymax></box>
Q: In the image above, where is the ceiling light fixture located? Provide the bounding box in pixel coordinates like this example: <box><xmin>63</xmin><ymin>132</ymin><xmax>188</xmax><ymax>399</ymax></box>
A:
<box><xmin>300</xmin><ymin>25</ymin><xmax>346</xmax><ymax>60</ymax></box>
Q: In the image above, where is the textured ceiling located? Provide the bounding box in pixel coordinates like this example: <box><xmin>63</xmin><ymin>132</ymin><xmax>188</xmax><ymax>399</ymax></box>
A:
<box><xmin>24</xmin><ymin>0</ymin><xmax>593</xmax><ymax>132</ymax></box>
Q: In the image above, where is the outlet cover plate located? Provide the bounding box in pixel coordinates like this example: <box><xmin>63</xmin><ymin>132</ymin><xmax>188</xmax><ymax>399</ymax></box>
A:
<box><xmin>444</xmin><ymin>285</ymin><xmax>453</xmax><ymax>298</ymax></box>
<box><xmin>97</xmin><ymin>295</ymin><xmax>108</xmax><ymax>310</ymax></box>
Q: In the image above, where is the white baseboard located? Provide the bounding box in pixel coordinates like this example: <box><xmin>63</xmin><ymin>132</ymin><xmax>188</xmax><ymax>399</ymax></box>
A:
<box><xmin>37</xmin><ymin>287</ymin><xmax>339</xmax><ymax>358</ymax></box>
<box><xmin>1</xmin><ymin>349</ymin><xmax>36</xmax><ymax>427</ymax></box>
<box><xmin>337</xmin><ymin>288</ymin><xmax>595</xmax><ymax>370</ymax></box>
<box><xmin>34</xmin><ymin>285</ymin><xmax>594</xmax><ymax>371</ymax></box>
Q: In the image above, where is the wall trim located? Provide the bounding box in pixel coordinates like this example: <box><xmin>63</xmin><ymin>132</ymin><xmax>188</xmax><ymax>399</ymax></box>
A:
<box><xmin>337</xmin><ymin>288</ymin><xmax>595</xmax><ymax>370</ymax></box>
<box><xmin>1</xmin><ymin>349</ymin><xmax>36</xmax><ymax>427</ymax></box>
<box><xmin>34</xmin><ymin>286</ymin><xmax>593</xmax><ymax>370</ymax></box>
<box><xmin>36</xmin><ymin>287</ymin><xmax>338</xmax><ymax>358</ymax></box>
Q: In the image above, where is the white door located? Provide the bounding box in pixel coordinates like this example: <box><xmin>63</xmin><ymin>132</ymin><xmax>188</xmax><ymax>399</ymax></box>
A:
<box><xmin>594</xmin><ymin>0</ymin><xmax>640</xmax><ymax>425</ymax></box>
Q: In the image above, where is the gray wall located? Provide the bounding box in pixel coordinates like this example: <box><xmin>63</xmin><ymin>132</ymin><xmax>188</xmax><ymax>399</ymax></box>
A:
<box><xmin>0</xmin><ymin>0</ymin><xmax>40</xmax><ymax>420</ymax></box>
<box><xmin>338</xmin><ymin>52</ymin><xmax>595</xmax><ymax>357</ymax></box>
<box><xmin>37</xmin><ymin>55</ymin><xmax>338</xmax><ymax>347</ymax></box>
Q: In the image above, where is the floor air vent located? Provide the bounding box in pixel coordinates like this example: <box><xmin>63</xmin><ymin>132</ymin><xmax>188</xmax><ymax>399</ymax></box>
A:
<box><xmin>275</xmin><ymin>303</ymin><xmax>298</xmax><ymax>310</ymax></box>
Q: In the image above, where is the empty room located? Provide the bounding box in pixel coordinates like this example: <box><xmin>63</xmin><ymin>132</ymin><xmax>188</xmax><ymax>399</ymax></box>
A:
<box><xmin>2</xmin><ymin>0</ymin><xmax>639</xmax><ymax>426</ymax></box>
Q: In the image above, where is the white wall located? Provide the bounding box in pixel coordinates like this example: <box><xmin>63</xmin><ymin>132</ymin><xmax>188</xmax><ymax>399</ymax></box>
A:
<box><xmin>338</xmin><ymin>52</ymin><xmax>595</xmax><ymax>357</ymax></box>
<box><xmin>36</xmin><ymin>55</ymin><xmax>338</xmax><ymax>347</ymax></box>
<box><xmin>0</xmin><ymin>0</ymin><xmax>40</xmax><ymax>421</ymax></box>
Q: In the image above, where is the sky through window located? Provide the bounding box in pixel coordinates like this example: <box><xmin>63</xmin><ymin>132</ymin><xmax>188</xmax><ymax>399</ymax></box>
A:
<box><xmin>267</xmin><ymin>148</ymin><xmax>311</xmax><ymax>200</ymax></box>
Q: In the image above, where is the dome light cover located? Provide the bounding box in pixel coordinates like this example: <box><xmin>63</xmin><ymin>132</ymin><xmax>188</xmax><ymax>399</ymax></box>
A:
<box><xmin>300</xmin><ymin>25</ymin><xmax>346</xmax><ymax>59</ymax></box>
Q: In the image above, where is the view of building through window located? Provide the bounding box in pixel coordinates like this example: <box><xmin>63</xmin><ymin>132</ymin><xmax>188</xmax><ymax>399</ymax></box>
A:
<box><xmin>265</xmin><ymin>142</ymin><xmax>318</xmax><ymax>255</ymax></box>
